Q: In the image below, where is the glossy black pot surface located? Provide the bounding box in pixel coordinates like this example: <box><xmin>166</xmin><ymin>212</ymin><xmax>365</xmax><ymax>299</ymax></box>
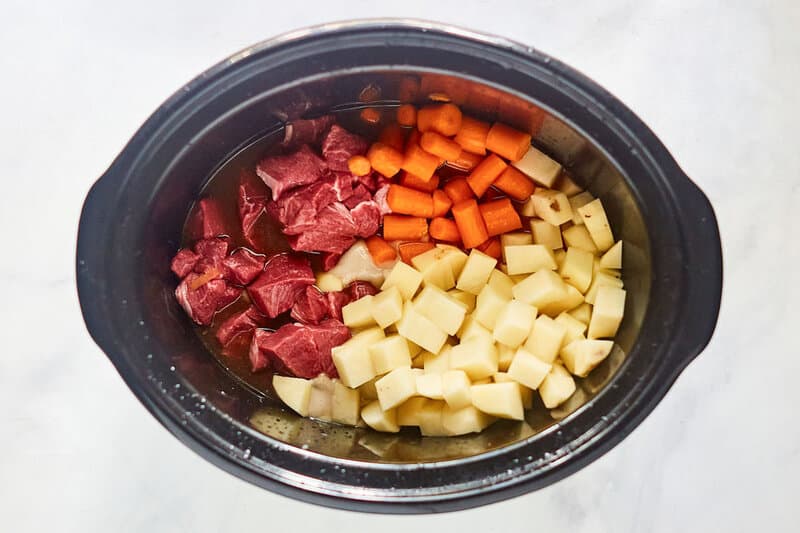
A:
<box><xmin>76</xmin><ymin>20</ymin><xmax>722</xmax><ymax>513</ymax></box>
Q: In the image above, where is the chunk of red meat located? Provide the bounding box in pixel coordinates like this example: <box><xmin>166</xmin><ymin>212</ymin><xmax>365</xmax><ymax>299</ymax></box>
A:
<box><xmin>321</xmin><ymin>125</ymin><xmax>369</xmax><ymax>172</ymax></box>
<box><xmin>216</xmin><ymin>305</ymin><xmax>267</xmax><ymax>347</ymax></box>
<box><xmin>321</xmin><ymin>252</ymin><xmax>341</xmax><ymax>272</ymax></box>
<box><xmin>373</xmin><ymin>183</ymin><xmax>392</xmax><ymax>215</ymax></box>
<box><xmin>256</xmin><ymin>145</ymin><xmax>328</xmax><ymax>201</ymax></box>
<box><xmin>347</xmin><ymin>281</ymin><xmax>379</xmax><ymax>300</ymax></box>
<box><xmin>192</xmin><ymin>237</ymin><xmax>230</xmax><ymax>277</ymax></box>
<box><xmin>238</xmin><ymin>176</ymin><xmax>270</xmax><ymax>251</ymax></box>
<box><xmin>268</xmin><ymin>172</ymin><xmax>356</xmax><ymax>228</ymax></box>
<box><xmin>175</xmin><ymin>275</ymin><xmax>241</xmax><ymax>326</ymax></box>
<box><xmin>325</xmin><ymin>291</ymin><xmax>351</xmax><ymax>321</ymax></box>
<box><xmin>186</xmin><ymin>198</ymin><xmax>227</xmax><ymax>240</ymax></box>
<box><xmin>290</xmin><ymin>286</ymin><xmax>331</xmax><ymax>324</ymax></box>
<box><xmin>342</xmin><ymin>183</ymin><xmax>372</xmax><ymax>209</ymax></box>
<box><xmin>223</xmin><ymin>248</ymin><xmax>266</xmax><ymax>285</ymax></box>
<box><xmin>171</xmin><ymin>248</ymin><xmax>199</xmax><ymax>278</ymax></box>
<box><xmin>284</xmin><ymin>203</ymin><xmax>358</xmax><ymax>254</ymax></box>
<box><xmin>247</xmin><ymin>253</ymin><xmax>315</xmax><ymax>318</ymax></box>
<box><xmin>281</xmin><ymin>115</ymin><xmax>335</xmax><ymax>148</ymax></box>
<box><xmin>350</xmin><ymin>200</ymin><xmax>382</xmax><ymax>238</ymax></box>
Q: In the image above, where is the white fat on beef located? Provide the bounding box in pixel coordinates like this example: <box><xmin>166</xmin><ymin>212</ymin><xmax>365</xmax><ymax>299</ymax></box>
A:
<box><xmin>327</xmin><ymin>240</ymin><xmax>395</xmax><ymax>287</ymax></box>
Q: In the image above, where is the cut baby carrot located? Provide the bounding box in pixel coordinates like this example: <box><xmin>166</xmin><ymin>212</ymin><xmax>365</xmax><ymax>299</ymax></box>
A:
<box><xmin>347</xmin><ymin>155</ymin><xmax>371</xmax><ymax>177</ymax></box>
<box><xmin>446</xmin><ymin>150</ymin><xmax>483</xmax><ymax>172</ymax></box>
<box><xmin>396</xmin><ymin>104</ymin><xmax>417</xmax><ymax>127</ymax></box>
<box><xmin>454</xmin><ymin>116</ymin><xmax>490</xmax><ymax>155</ymax></box>
<box><xmin>420</xmin><ymin>131</ymin><xmax>462</xmax><ymax>161</ymax></box>
<box><xmin>365</xmin><ymin>235</ymin><xmax>397</xmax><ymax>265</ymax></box>
<box><xmin>478</xmin><ymin>198</ymin><xmax>523</xmax><ymax>237</ymax></box>
<box><xmin>476</xmin><ymin>237</ymin><xmax>502</xmax><ymax>259</ymax></box>
<box><xmin>383</xmin><ymin>215</ymin><xmax>429</xmax><ymax>241</ymax></box>
<box><xmin>466</xmin><ymin>153</ymin><xmax>508</xmax><ymax>197</ymax></box>
<box><xmin>360</xmin><ymin>107</ymin><xmax>382</xmax><ymax>125</ymax></box>
<box><xmin>189</xmin><ymin>267</ymin><xmax>221</xmax><ymax>290</ymax></box>
<box><xmin>387</xmin><ymin>184</ymin><xmax>434</xmax><ymax>218</ymax></box>
<box><xmin>378</xmin><ymin>123</ymin><xmax>406</xmax><ymax>151</ymax></box>
<box><xmin>492</xmin><ymin>165</ymin><xmax>535</xmax><ymax>201</ymax></box>
<box><xmin>401</xmin><ymin>142</ymin><xmax>440</xmax><ymax>182</ymax></box>
<box><xmin>367</xmin><ymin>142</ymin><xmax>404</xmax><ymax>178</ymax></box>
<box><xmin>399</xmin><ymin>171</ymin><xmax>440</xmax><ymax>193</ymax></box>
<box><xmin>398</xmin><ymin>241</ymin><xmax>435</xmax><ymax>264</ymax></box>
<box><xmin>430</xmin><ymin>217</ymin><xmax>461</xmax><ymax>243</ymax></box>
<box><xmin>432</xmin><ymin>189</ymin><xmax>453</xmax><ymax>217</ymax></box>
<box><xmin>442</xmin><ymin>177</ymin><xmax>475</xmax><ymax>204</ymax></box>
<box><xmin>452</xmin><ymin>199</ymin><xmax>489</xmax><ymax>249</ymax></box>
<box><xmin>417</xmin><ymin>103</ymin><xmax>463</xmax><ymax>136</ymax></box>
<box><xmin>485</xmin><ymin>122</ymin><xmax>532</xmax><ymax>162</ymax></box>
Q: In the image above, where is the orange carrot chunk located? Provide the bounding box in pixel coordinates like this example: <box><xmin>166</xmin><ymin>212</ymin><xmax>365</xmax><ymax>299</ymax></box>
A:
<box><xmin>446</xmin><ymin>150</ymin><xmax>483</xmax><ymax>172</ymax></box>
<box><xmin>347</xmin><ymin>155</ymin><xmax>371</xmax><ymax>177</ymax></box>
<box><xmin>485</xmin><ymin>122</ymin><xmax>532</xmax><ymax>162</ymax></box>
<box><xmin>396</xmin><ymin>104</ymin><xmax>417</xmax><ymax>127</ymax></box>
<box><xmin>367</xmin><ymin>143</ymin><xmax>404</xmax><ymax>178</ymax></box>
<box><xmin>492</xmin><ymin>166</ymin><xmax>535</xmax><ymax>201</ymax></box>
<box><xmin>387</xmin><ymin>184</ymin><xmax>434</xmax><ymax>218</ymax></box>
<box><xmin>399</xmin><ymin>171</ymin><xmax>440</xmax><ymax>193</ymax></box>
<box><xmin>360</xmin><ymin>107</ymin><xmax>382</xmax><ymax>125</ymax></box>
<box><xmin>476</xmin><ymin>237</ymin><xmax>502</xmax><ymax>259</ymax></box>
<box><xmin>430</xmin><ymin>217</ymin><xmax>461</xmax><ymax>243</ymax></box>
<box><xmin>466</xmin><ymin>153</ymin><xmax>508</xmax><ymax>197</ymax></box>
<box><xmin>442</xmin><ymin>177</ymin><xmax>475</xmax><ymax>204</ymax></box>
<box><xmin>478</xmin><ymin>198</ymin><xmax>523</xmax><ymax>237</ymax></box>
<box><xmin>398</xmin><ymin>241</ymin><xmax>435</xmax><ymax>264</ymax></box>
<box><xmin>432</xmin><ymin>189</ymin><xmax>453</xmax><ymax>218</ymax></box>
<box><xmin>454</xmin><ymin>116</ymin><xmax>491</xmax><ymax>155</ymax></box>
<box><xmin>383</xmin><ymin>215</ymin><xmax>429</xmax><ymax>241</ymax></box>
<box><xmin>365</xmin><ymin>235</ymin><xmax>397</xmax><ymax>265</ymax></box>
<box><xmin>378</xmin><ymin>123</ymin><xmax>406</xmax><ymax>151</ymax></box>
<box><xmin>417</xmin><ymin>103</ymin><xmax>463</xmax><ymax>136</ymax></box>
<box><xmin>189</xmin><ymin>267</ymin><xmax>221</xmax><ymax>290</ymax></box>
<box><xmin>401</xmin><ymin>142</ymin><xmax>440</xmax><ymax>182</ymax></box>
<box><xmin>420</xmin><ymin>131</ymin><xmax>463</xmax><ymax>161</ymax></box>
<box><xmin>452</xmin><ymin>199</ymin><xmax>489</xmax><ymax>249</ymax></box>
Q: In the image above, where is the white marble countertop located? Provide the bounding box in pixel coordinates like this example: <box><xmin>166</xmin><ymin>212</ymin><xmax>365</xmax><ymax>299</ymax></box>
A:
<box><xmin>2</xmin><ymin>1</ymin><xmax>798</xmax><ymax>531</ymax></box>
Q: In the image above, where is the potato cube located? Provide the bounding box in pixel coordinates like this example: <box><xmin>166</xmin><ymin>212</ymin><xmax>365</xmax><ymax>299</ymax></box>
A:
<box><xmin>412</xmin><ymin>247</ymin><xmax>460</xmax><ymax>290</ymax></box>
<box><xmin>588</xmin><ymin>286</ymin><xmax>626</xmax><ymax>339</ymax></box>
<box><xmin>342</xmin><ymin>295</ymin><xmax>376</xmax><ymax>328</ymax></box>
<box><xmin>493</xmin><ymin>372</ymin><xmax>534</xmax><ymax>409</ymax></box>
<box><xmin>538</xmin><ymin>283</ymin><xmax>584</xmax><ymax>317</ymax></box>
<box><xmin>381</xmin><ymin>261</ymin><xmax>423</xmax><ymax>301</ymax></box>
<box><xmin>456</xmin><ymin>249</ymin><xmax>498</xmax><ymax>295</ymax></box>
<box><xmin>512</xmin><ymin>146</ymin><xmax>562</xmax><ymax>187</ymax></box>
<box><xmin>435</xmin><ymin>244</ymin><xmax>470</xmax><ymax>279</ymax></box>
<box><xmin>414</xmin><ymin>285</ymin><xmax>467</xmax><ymax>335</ymax></box>
<box><xmin>332</xmin><ymin>381</ymin><xmax>360</xmax><ymax>426</ymax></box>
<box><xmin>568</xmin><ymin>303</ymin><xmax>593</xmax><ymax>325</ymax></box>
<box><xmin>520</xmin><ymin>196</ymin><xmax>536</xmax><ymax>217</ymax></box>
<box><xmin>555</xmin><ymin>312</ymin><xmax>588</xmax><ymax>346</ymax></box>
<box><xmin>530</xmin><ymin>219</ymin><xmax>563</xmax><ymax>250</ymax></box>
<box><xmin>497</xmin><ymin>342</ymin><xmax>516</xmax><ymax>372</ymax></box>
<box><xmin>358</xmin><ymin>376</ymin><xmax>379</xmax><ymax>402</ymax></box>
<box><xmin>600</xmin><ymin>240</ymin><xmax>623</xmax><ymax>269</ymax></box>
<box><xmin>471</xmin><ymin>382</ymin><xmax>524</xmax><ymax>420</ymax></box>
<box><xmin>539</xmin><ymin>364</ymin><xmax>576</xmax><ymax>408</ymax></box>
<box><xmin>561</xmin><ymin>339</ymin><xmax>614</xmax><ymax>377</ymax></box>
<box><xmin>531</xmin><ymin>189</ymin><xmax>573</xmax><ymax>226</ymax></box>
<box><xmin>442</xmin><ymin>369</ymin><xmax>472</xmax><ymax>409</ymax></box>
<box><xmin>411</xmin><ymin>353</ymin><xmax>425</xmax><ymax>369</ymax></box>
<box><xmin>584</xmin><ymin>271</ymin><xmax>624</xmax><ymax>304</ymax></box>
<box><xmin>555</xmin><ymin>172</ymin><xmax>583</xmax><ymax>196</ymax></box>
<box><xmin>316</xmin><ymin>271</ymin><xmax>344</xmax><ymax>292</ymax></box>
<box><xmin>308</xmin><ymin>374</ymin><xmax>335</xmax><ymax>420</ymax></box>
<box><xmin>331</xmin><ymin>327</ymin><xmax>385</xmax><ymax>388</ymax></box>
<box><xmin>504</xmin><ymin>244</ymin><xmax>557</xmax><ymax>276</ymax></box>
<box><xmin>369</xmin><ymin>334</ymin><xmax>412</xmax><ymax>375</ymax></box>
<box><xmin>423</xmin><ymin>346</ymin><xmax>451</xmax><ymax>374</ymax></box>
<box><xmin>512</xmin><ymin>269</ymin><xmax>569</xmax><ymax>309</ymax></box>
<box><xmin>272</xmin><ymin>375</ymin><xmax>312</xmax><ymax>417</ymax></box>
<box><xmin>500</xmin><ymin>232</ymin><xmax>533</xmax><ymax>264</ymax></box>
<box><xmin>407</xmin><ymin>339</ymin><xmax>424</xmax><ymax>357</ymax></box>
<box><xmin>369</xmin><ymin>285</ymin><xmax>403</xmax><ymax>328</ymax></box>
<box><xmin>554</xmin><ymin>249</ymin><xmax>566</xmax><ymax>269</ymax></box>
<box><xmin>376</xmin><ymin>367</ymin><xmax>417</xmax><ymax>410</ymax></box>
<box><xmin>450</xmin><ymin>334</ymin><xmax>499</xmax><ymax>380</ymax></box>
<box><xmin>577</xmin><ymin>199</ymin><xmax>614</xmax><ymax>251</ymax></box>
<box><xmin>488</xmin><ymin>269</ymin><xmax>515</xmax><ymax>300</ymax></box>
<box><xmin>417</xmin><ymin>400</ymin><xmax>448</xmax><ymax>436</ymax></box>
<box><xmin>567</xmin><ymin>191</ymin><xmax>595</xmax><ymax>225</ymax></box>
<box><xmin>416</xmin><ymin>372</ymin><xmax>444</xmax><ymax>399</ymax></box>
<box><xmin>442</xmin><ymin>405</ymin><xmax>495</xmax><ymax>436</ymax></box>
<box><xmin>474</xmin><ymin>284</ymin><xmax>511</xmax><ymax>330</ymax></box>
<box><xmin>493</xmin><ymin>299</ymin><xmax>538</xmax><ymax>348</ymax></box>
<box><xmin>524</xmin><ymin>315</ymin><xmax>567</xmax><ymax>363</ymax></box>
<box><xmin>397</xmin><ymin>302</ymin><xmax>448</xmax><ymax>354</ymax></box>
<box><xmin>559</xmin><ymin>247</ymin><xmax>595</xmax><ymax>293</ymax></box>
<box><xmin>562</xmin><ymin>225</ymin><xmax>598</xmax><ymax>253</ymax></box>
<box><xmin>457</xmin><ymin>315</ymin><xmax>492</xmax><ymax>341</ymax></box>
<box><xmin>447</xmin><ymin>289</ymin><xmax>477</xmax><ymax>312</ymax></box>
<box><xmin>361</xmin><ymin>400</ymin><xmax>399</xmax><ymax>432</ymax></box>
<box><xmin>507</xmin><ymin>347</ymin><xmax>552</xmax><ymax>390</ymax></box>
<box><xmin>397</xmin><ymin>396</ymin><xmax>428</xmax><ymax>426</ymax></box>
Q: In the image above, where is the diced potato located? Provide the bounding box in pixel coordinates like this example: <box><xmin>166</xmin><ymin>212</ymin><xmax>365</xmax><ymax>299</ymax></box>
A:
<box><xmin>554</xmin><ymin>249</ymin><xmax>566</xmax><ymax>269</ymax></box>
<box><xmin>559</xmin><ymin>247</ymin><xmax>595</xmax><ymax>293</ymax></box>
<box><xmin>588</xmin><ymin>286</ymin><xmax>626</xmax><ymax>339</ymax></box>
<box><xmin>331</xmin><ymin>381</ymin><xmax>360</xmax><ymax>426</ymax></box>
<box><xmin>530</xmin><ymin>219</ymin><xmax>564</xmax><ymax>250</ymax></box>
<box><xmin>512</xmin><ymin>146</ymin><xmax>562</xmax><ymax>187</ymax></box>
<box><xmin>447</xmin><ymin>289</ymin><xmax>476</xmax><ymax>312</ymax></box>
<box><xmin>273</xmin><ymin>375</ymin><xmax>313</xmax><ymax>417</ymax></box>
<box><xmin>507</xmin><ymin>347</ymin><xmax>552</xmax><ymax>389</ymax></box>
<box><xmin>407</xmin><ymin>339</ymin><xmax>424</xmax><ymax>357</ymax></box>
<box><xmin>539</xmin><ymin>364</ymin><xmax>576</xmax><ymax>408</ymax></box>
<box><xmin>412</xmin><ymin>246</ymin><xmax>462</xmax><ymax>290</ymax></box>
<box><xmin>442</xmin><ymin>405</ymin><xmax>495</xmax><ymax>436</ymax></box>
<box><xmin>376</xmin><ymin>367</ymin><xmax>417</xmax><ymax>410</ymax></box>
<box><xmin>370</xmin><ymin>285</ymin><xmax>403</xmax><ymax>329</ymax></box>
<box><xmin>471</xmin><ymin>382</ymin><xmax>524</xmax><ymax>420</ymax></box>
<box><xmin>512</xmin><ymin>269</ymin><xmax>569</xmax><ymax>309</ymax></box>
<box><xmin>416</xmin><ymin>372</ymin><xmax>444</xmax><ymax>399</ymax></box>
<box><xmin>328</xmin><ymin>240</ymin><xmax>388</xmax><ymax>286</ymax></box>
<box><xmin>316</xmin><ymin>271</ymin><xmax>344</xmax><ymax>292</ymax></box>
<box><xmin>567</xmin><ymin>191</ymin><xmax>595</xmax><ymax>225</ymax></box>
<box><xmin>369</xmin><ymin>334</ymin><xmax>412</xmax><ymax>375</ymax></box>
<box><xmin>381</xmin><ymin>261</ymin><xmax>423</xmax><ymax>301</ymax></box>
<box><xmin>524</xmin><ymin>315</ymin><xmax>567</xmax><ymax>364</ymax></box>
<box><xmin>600</xmin><ymin>240</ymin><xmax>623</xmax><ymax>269</ymax></box>
<box><xmin>423</xmin><ymin>346</ymin><xmax>451</xmax><ymax>374</ymax></box>
<box><xmin>417</xmin><ymin>400</ymin><xmax>448</xmax><ymax>437</ymax></box>
<box><xmin>497</xmin><ymin>342</ymin><xmax>516</xmax><ymax>372</ymax></box>
<box><xmin>504</xmin><ymin>244</ymin><xmax>557</xmax><ymax>276</ymax></box>
<box><xmin>342</xmin><ymin>295</ymin><xmax>376</xmax><ymax>328</ymax></box>
<box><xmin>361</xmin><ymin>400</ymin><xmax>400</xmax><ymax>432</ymax></box>
<box><xmin>450</xmin><ymin>334</ymin><xmax>499</xmax><ymax>380</ymax></box>
<box><xmin>538</xmin><ymin>283</ymin><xmax>584</xmax><ymax>317</ymax></box>
<box><xmin>414</xmin><ymin>285</ymin><xmax>467</xmax><ymax>335</ymax></box>
<box><xmin>500</xmin><ymin>232</ymin><xmax>533</xmax><ymax>263</ymax></box>
<box><xmin>530</xmin><ymin>189</ymin><xmax>573</xmax><ymax>226</ymax></box>
<box><xmin>411</xmin><ymin>353</ymin><xmax>425</xmax><ymax>368</ymax></box>
<box><xmin>442</xmin><ymin>369</ymin><xmax>472</xmax><ymax>409</ymax></box>
<box><xmin>562</xmin><ymin>225</ymin><xmax>598</xmax><ymax>253</ymax></box>
<box><xmin>308</xmin><ymin>374</ymin><xmax>335</xmax><ymax>420</ymax></box>
<box><xmin>577</xmin><ymin>199</ymin><xmax>614</xmax><ymax>251</ymax></box>
<box><xmin>473</xmin><ymin>377</ymin><xmax>493</xmax><ymax>385</ymax></box>
<box><xmin>555</xmin><ymin>172</ymin><xmax>583</xmax><ymax>196</ymax></box>
<box><xmin>397</xmin><ymin>302</ymin><xmax>448</xmax><ymax>354</ymax></box>
<box><xmin>493</xmin><ymin>299</ymin><xmax>538</xmax><ymax>348</ymax></box>
<box><xmin>568</xmin><ymin>302</ymin><xmax>593</xmax><ymax>325</ymax></box>
<box><xmin>584</xmin><ymin>271</ymin><xmax>624</xmax><ymax>304</ymax></box>
<box><xmin>493</xmin><ymin>371</ymin><xmax>534</xmax><ymax>409</ymax></box>
<box><xmin>561</xmin><ymin>339</ymin><xmax>614</xmax><ymax>377</ymax></box>
<box><xmin>455</xmin><ymin>249</ymin><xmax>498</xmax><ymax>295</ymax></box>
<box><xmin>358</xmin><ymin>376</ymin><xmax>379</xmax><ymax>402</ymax></box>
<box><xmin>435</xmin><ymin>244</ymin><xmax>470</xmax><ymax>279</ymax></box>
<box><xmin>488</xmin><ymin>269</ymin><xmax>515</xmax><ymax>300</ymax></box>
<box><xmin>331</xmin><ymin>327</ymin><xmax>385</xmax><ymax>388</ymax></box>
<box><xmin>474</xmin><ymin>284</ymin><xmax>511</xmax><ymax>330</ymax></box>
<box><xmin>555</xmin><ymin>312</ymin><xmax>588</xmax><ymax>346</ymax></box>
<box><xmin>397</xmin><ymin>396</ymin><xmax>428</xmax><ymax>426</ymax></box>
<box><xmin>457</xmin><ymin>315</ymin><xmax>492</xmax><ymax>341</ymax></box>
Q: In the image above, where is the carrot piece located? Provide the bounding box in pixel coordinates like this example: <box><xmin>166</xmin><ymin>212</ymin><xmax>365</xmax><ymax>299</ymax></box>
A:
<box><xmin>378</xmin><ymin>123</ymin><xmax>406</xmax><ymax>151</ymax></box>
<box><xmin>478</xmin><ymin>198</ymin><xmax>523</xmax><ymax>237</ymax></box>
<box><xmin>432</xmin><ymin>189</ymin><xmax>453</xmax><ymax>217</ymax></box>
<box><xmin>442</xmin><ymin>177</ymin><xmax>475</xmax><ymax>204</ymax></box>
<box><xmin>387</xmin><ymin>184</ymin><xmax>434</xmax><ymax>218</ymax></box>
<box><xmin>189</xmin><ymin>267</ymin><xmax>221</xmax><ymax>290</ymax></box>
<box><xmin>398</xmin><ymin>241</ymin><xmax>435</xmax><ymax>264</ymax></box>
<box><xmin>347</xmin><ymin>155</ymin><xmax>371</xmax><ymax>177</ymax></box>
<box><xmin>492</xmin><ymin>165</ymin><xmax>535</xmax><ymax>201</ymax></box>
<box><xmin>476</xmin><ymin>237</ymin><xmax>502</xmax><ymax>259</ymax></box>
<box><xmin>365</xmin><ymin>235</ymin><xmax>397</xmax><ymax>265</ymax></box>
<box><xmin>430</xmin><ymin>217</ymin><xmax>461</xmax><ymax>243</ymax></box>
<box><xmin>360</xmin><ymin>107</ymin><xmax>382</xmax><ymax>125</ymax></box>
<box><xmin>396</xmin><ymin>104</ymin><xmax>417</xmax><ymax>127</ymax></box>
<box><xmin>420</xmin><ymin>131</ymin><xmax>462</xmax><ymax>161</ymax></box>
<box><xmin>367</xmin><ymin>142</ymin><xmax>404</xmax><ymax>178</ymax></box>
<box><xmin>466</xmin><ymin>153</ymin><xmax>508</xmax><ymax>197</ymax></box>
<box><xmin>452</xmin><ymin>199</ymin><xmax>489</xmax><ymax>249</ymax></box>
<box><xmin>417</xmin><ymin>103</ymin><xmax>463</xmax><ymax>136</ymax></box>
<box><xmin>446</xmin><ymin>150</ymin><xmax>483</xmax><ymax>172</ymax></box>
<box><xmin>454</xmin><ymin>116</ymin><xmax>490</xmax><ymax>155</ymax></box>
<box><xmin>485</xmin><ymin>122</ymin><xmax>532</xmax><ymax>162</ymax></box>
<box><xmin>383</xmin><ymin>215</ymin><xmax>429</xmax><ymax>241</ymax></box>
<box><xmin>401</xmin><ymin>142</ymin><xmax>440</xmax><ymax>182</ymax></box>
<box><xmin>399</xmin><ymin>171</ymin><xmax>440</xmax><ymax>193</ymax></box>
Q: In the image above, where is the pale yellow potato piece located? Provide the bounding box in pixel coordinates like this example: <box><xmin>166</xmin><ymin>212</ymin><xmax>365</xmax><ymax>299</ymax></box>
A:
<box><xmin>539</xmin><ymin>364</ymin><xmax>577</xmax><ymax>408</ymax></box>
<box><xmin>512</xmin><ymin>146</ymin><xmax>562</xmax><ymax>187</ymax></box>
<box><xmin>520</xmin><ymin>196</ymin><xmax>537</xmax><ymax>217</ymax></box>
<box><xmin>512</xmin><ymin>269</ymin><xmax>569</xmax><ymax>309</ymax></box>
<box><xmin>407</xmin><ymin>339</ymin><xmax>424</xmax><ymax>357</ymax></box>
<box><xmin>568</xmin><ymin>302</ymin><xmax>593</xmax><ymax>325</ymax></box>
<box><xmin>342</xmin><ymin>295</ymin><xmax>376</xmax><ymax>328</ymax></box>
<box><xmin>397</xmin><ymin>396</ymin><xmax>428</xmax><ymax>426</ymax></box>
<box><xmin>561</xmin><ymin>339</ymin><xmax>614</xmax><ymax>377</ymax></box>
<box><xmin>331</xmin><ymin>327</ymin><xmax>385</xmax><ymax>388</ymax></box>
<box><xmin>584</xmin><ymin>271</ymin><xmax>624</xmax><ymax>304</ymax></box>
<box><xmin>501</xmin><ymin>232</ymin><xmax>533</xmax><ymax>263</ymax></box>
<box><xmin>457</xmin><ymin>315</ymin><xmax>492</xmax><ymax>341</ymax></box>
<box><xmin>577</xmin><ymin>199</ymin><xmax>614</xmax><ymax>251</ymax></box>
<box><xmin>525</xmin><ymin>315</ymin><xmax>567</xmax><ymax>364</ymax></box>
<box><xmin>562</xmin><ymin>225</ymin><xmax>598</xmax><ymax>253</ymax></box>
<box><xmin>273</xmin><ymin>375</ymin><xmax>312</xmax><ymax>417</ymax></box>
<box><xmin>507</xmin><ymin>347</ymin><xmax>552</xmax><ymax>390</ymax></box>
<box><xmin>381</xmin><ymin>261</ymin><xmax>423</xmax><ymax>301</ymax></box>
<box><xmin>376</xmin><ymin>367</ymin><xmax>417</xmax><ymax>410</ymax></box>
<box><xmin>530</xmin><ymin>219</ymin><xmax>563</xmax><ymax>250</ymax></box>
<box><xmin>559</xmin><ymin>247</ymin><xmax>595</xmax><ymax>293</ymax></box>
<box><xmin>435</xmin><ymin>244</ymin><xmax>470</xmax><ymax>279</ymax></box>
<box><xmin>471</xmin><ymin>382</ymin><xmax>524</xmax><ymax>420</ymax></box>
<box><xmin>332</xmin><ymin>381</ymin><xmax>360</xmax><ymax>426</ymax></box>
<box><xmin>488</xmin><ymin>269</ymin><xmax>515</xmax><ymax>300</ymax></box>
<box><xmin>308</xmin><ymin>374</ymin><xmax>335</xmax><ymax>421</ymax></box>
<box><xmin>555</xmin><ymin>312</ymin><xmax>588</xmax><ymax>346</ymax></box>
<box><xmin>493</xmin><ymin>299</ymin><xmax>538</xmax><ymax>348</ymax></box>
<box><xmin>455</xmin><ymin>249</ymin><xmax>498</xmax><ymax>295</ymax></box>
<box><xmin>369</xmin><ymin>334</ymin><xmax>412</xmax><ymax>375</ymax></box>
<box><xmin>423</xmin><ymin>346</ymin><xmax>451</xmax><ymax>374</ymax></box>
<box><xmin>414</xmin><ymin>285</ymin><xmax>467</xmax><ymax>335</ymax></box>
<box><xmin>555</xmin><ymin>172</ymin><xmax>583</xmax><ymax>196</ymax></box>
<box><xmin>567</xmin><ymin>191</ymin><xmax>595</xmax><ymax>225</ymax></box>
<box><xmin>397</xmin><ymin>302</ymin><xmax>448</xmax><ymax>354</ymax></box>
<box><xmin>530</xmin><ymin>189</ymin><xmax>573</xmax><ymax>226</ymax></box>
<box><xmin>497</xmin><ymin>342</ymin><xmax>516</xmax><ymax>372</ymax></box>
<box><xmin>411</xmin><ymin>353</ymin><xmax>425</xmax><ymax>369</ymax></box>
<box><xmin>370</xmin><ymin>285</ymin><xmax>403</xmax><ymax>329</ymax></box>
<box><xmin>539</xmin><ymin>283</ymin><xmax>585</xmax><ymax>317</ymax></box>
<box><xmin>412</xmin><ymin>246</ymin><xmax>463</xmax><ymax>290</ymax></box>
<box><xmin>554</xmin><ymin>249</ymin><xmax>566</xmax><ymax>269</ymax></box>
<box><xmin>416</xmin><ymin>372</ymin><xmax>444</xmax><ymax>400</ymax></box>
<box><xmin>504</xmin><ymin>244</ymin><xmax>557</xmax><ymax>276</ymax></box>
<box><xmin>588</xmin><ymin>286</ymin><xmax>626</xmax><ymax>339</ymax></box>
<box><xmin>315</xmin><ymin>271</ymin><xmax>344</xmax><ymax>292</ymax></box>
<box><xmin>358</xmin><ymin>376</ymin><xmax>379</xmax><ymax>402</ymax></box>
<box><xmin>450</xmin><ymin>334</ymin><xmax>499</xmax><ymax>380</ymax></box>
<box><xmin>417</xmin><ymin>400</ymin><xmax>449</xmax><ymax>437</ymax></box>
<box><xmin>600</xmin><ymin>240</ymin><xmax>623</xmax><ymax>269</ymax></box>
<box><xmin>447</xmin><ymin>289</ymin><xmax>476</xmax><ymax>313</ymax></box>
<box><xmin>361</xmin><ymin>400</ymin><xmax>399</xmax><ymax>432</ymax></box>
<box><xmin>474</xmin><ymin>284</ymin><xmax>511</xmax><ymax>330</ymax></box>
<box><xmin>442</xmin><ymin>405</ymin><xmax>495</xmax><ymax>436</ymax></box>
<box><xmin>442</xmin><ymin>369</ymin><xmax>472</xmax><ymax>409</ymax></box>
<box><xmin>492</xmin><ymin>372</ymin><xmax>534</xmax><ymax>409</ymax></box>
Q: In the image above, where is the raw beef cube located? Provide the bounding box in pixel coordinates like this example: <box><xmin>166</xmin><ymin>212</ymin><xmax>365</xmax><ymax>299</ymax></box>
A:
<box><xmin>186</xmin><ymin>198</ymin><xmax>227</xmax><ymax>240</ymax></box>
<box><xmin>373</xmin><ymin>183</ymin><xmax>392</xmax><ymax>215</ymax></box>
<box><xmin>347</xmin><ymin>281</ymin><xmax>379</xmax><ymax>300</ymax></box>
<box><xmin>350</xmin><ymin>200</ymin><xmax>382</xmax><ymax>238</ymax></box>
<box><xmin>246</xmin><ymin>253</ymin><xmax>315</xmax><ymax>318</ymax></box>
<box><xmin>284</xmin><ymin>203</ymin><xmax>358</xmax><ymax>254</ymax></box>
<box><xmin>171</xmin><ymin>248</ymin><xmax>199</xmax><ymax>278</ymax></box>
<box><xmin>325</xmin><ymin>291</ymin><xmax>351</xmax><ymax>321</ymax></box>
<box><xmin>175</xmin><ymin>275</ymin><xmax>241</xmax><ymax>326</ymax></box>
<box><xmin>281</xmin><ymin>115</ymin><xmax>335</xmax><ymax>148</ymax></box>
<box><xmin>238</xmin><ymin>176</ymin><xmax>270</xmax><ymax>250</ymax></box>
<box><xmin>223</xmin><ymin>248</ymin><xmax>266</xmax><ymax>285</ymax></box>
<box><xmin>321</xmin><ymin>252</ymin><xmax>341</xmax><ymax>272</ymax></box>
<box><xmin>290</xmin><ymin>286</ymin><xmax>331</xmax><ymax>324</ymax></box>
<box><xmin>192</xmin><ymin>237</ymin><xmax>231</xmax><ymax>278</ymax></box>
<box><xmin>342</xmin><ymin>183</ymin><xmax>372</xmax><ymax>209</ymax></box>
<box><xmin>256</xmin><ymin>145</ymin><xmax>328</xmax><ymax>201</ymax></box>
<box><xmin>268</xmin><ymin>172</ymin><xmax>356</xmax><ymax>228</ymax></box>
<box><xmin>215</xmin><ymin>305</ymin><xmax>267</xmax><ymax>347</ymax></box>
<box><xmin>321</xmin><ymin>124</ymin><xmax>369</xmax><ymax>172</ymax></box>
